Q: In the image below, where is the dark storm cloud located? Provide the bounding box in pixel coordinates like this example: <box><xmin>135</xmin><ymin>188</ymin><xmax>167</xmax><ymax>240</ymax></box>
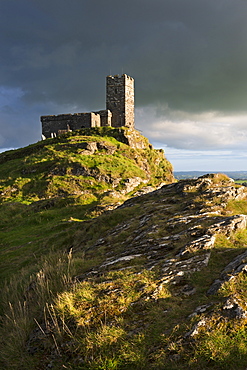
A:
<box><xmin>0</xmin><ymin>0</ymin><xmax>247</xmax><ymax>149</ymax></box>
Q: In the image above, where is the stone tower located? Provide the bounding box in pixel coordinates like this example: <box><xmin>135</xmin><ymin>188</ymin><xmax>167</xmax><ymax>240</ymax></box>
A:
<box><xmin>106</xmin><ymin>74</ymin><xmax>134</xmax><ymax>128</ymax></box>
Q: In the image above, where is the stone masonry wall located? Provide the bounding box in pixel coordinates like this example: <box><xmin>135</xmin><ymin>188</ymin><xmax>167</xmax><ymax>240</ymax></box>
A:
<box><xmin>41</xmin><ymin>74</ymin><xmax>134</xmax><ymax>138</ymax></box>
<box><xmin>41</xmin><ymin>113</ymin><xmax>101</xmax><ymax>138</ymax></box>
<box><xmin>94</xmin><ymin>110</ymin><xmax>112</xmax><ymax>127</ymax></box>
<box><xmin>124</xmin><ymin>75</ymin><xmax>135</xmax><ymax>128</ymax></box>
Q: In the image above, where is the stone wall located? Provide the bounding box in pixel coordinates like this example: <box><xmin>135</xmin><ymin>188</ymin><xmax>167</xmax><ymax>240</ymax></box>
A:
<box><xmin>94</xmin><ymin>110</ymin><xmax>112</xmax><ymax>127</ymax></box>
<box><xmin>41</xmin><ymin>74</ymin><xmax>134</xmax><ymax>139</ymax></box>
<box><xmin>124</xmin><ymin>75</ymin><xmax>135</xmax><ymax>128</ymax></box>
<box><xmin>41</xmin><ymin>112</ymin><xmax>101</xmax><ymax>138</ymax></box>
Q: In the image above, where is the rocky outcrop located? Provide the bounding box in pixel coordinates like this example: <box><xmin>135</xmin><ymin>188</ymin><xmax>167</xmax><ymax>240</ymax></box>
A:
<box><xmin>115</xmin><ymin>128</ymin><xmax>150</xmax><ymax>149</ymax></box>
<box><xmin>18</xmin><ymin>173</ymin><xmax>247</xmax><ymax>368</ymax></box>
<box><xmin>207</xmin><ymin>249</ymin><xmax>247</xmax><ymax>295</ymax></box>
<box><xmin>0</xmin><ymin>128</ymin><xmax>174</xmax><ymax>205</ymax></box>
<box><xmin>62</xmin><ymin>174</ymin><xmax>247</xmax><ymax>369</ymax></box>
<box><xmin>76</xmin><ymin>175</ymin><xmax>247</xmax><ymax>289</ymax></box>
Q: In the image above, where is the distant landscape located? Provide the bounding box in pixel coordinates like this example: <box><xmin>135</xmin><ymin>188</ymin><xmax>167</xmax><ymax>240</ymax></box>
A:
<box><xmin>175</xmin><ymin>171</ymin><xmax>247</xmax><ymax>181</ymax></box>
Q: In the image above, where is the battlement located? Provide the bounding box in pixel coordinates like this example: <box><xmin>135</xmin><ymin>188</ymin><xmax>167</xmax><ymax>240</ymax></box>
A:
<box><xmin>41</xmin><ymin>74</ymin><xmax>134</xmax><ymax>139</ymax></box>
<box><xmin>107</xmin><ymin>73</ymin><xmax>134</xmax><ymax>80</ymax></box>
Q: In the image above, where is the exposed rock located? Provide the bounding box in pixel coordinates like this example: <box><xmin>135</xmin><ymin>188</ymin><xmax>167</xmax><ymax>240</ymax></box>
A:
<box><xmin>160</xmin><ymin>252</ymin><xmax>211</xmax><ymax>284</ymax></box>
<box><xmin>79</xmin><ymin>174</ymin><xmax>247</xmax><ymax>289</ymax></box>
<box><xmin>121</xmin><ymin>177</ymin><xmax>146</xmax><ymax>193</ymax></box>
<box><xmin>116</xmin><ymin>128</ymin><xmax>149</xmax><ymax>149</ymax></box>
<box><xmin>186</xmin><ymin>295</ymin><xmax>247</xmax><ymax>340</ymax></box>
<box><xmin>179</xmin><ymin>235</ymin><xmax>216</xmax><ymax>256</ymax></box>
<box><xmin>206</xmin><ymin>279</ymin><xmax>223</xmax><ymax>296</ymax></box>
<box><xmin>208</xmin><ymin>214</ymin><xmax>247</xmax><ymax>236</ymax></box>
<box><xmin>177</xmin><ymin>215</ymin><xmax>247</xmax><ymax>256</ymax></box>
<box><xmin>185</xmin><ymin>317</ymin><xmax>210</xmax><ymax>338</ymax></box>
<box><xmin>100</xmin><ymin>254</ymin><xmax>142</xmax><ymax>268</ymax></box>
<box><xmin>97</xmin><ymin>142</ymin><xmax>116</xmax><ymax>154</ymax></box>
<box><xmin>207</xmin><ymin>249</ymin><xmax>247</xmax><ymax>295</ymax></box>
<box><xmin>133</xmin><ymin>184</ymin><xmax>166</xmax><ymax>197</ymax></box>
<box><xmin>180</xmin><ymin>284</ymin><xmax>197</xmax><ymax>296</ymax></box>
<box><xmin>79</xmin><ymin>141</ymin><xmax>98</xmax><ymax>155</ymax></box>
<box><xmin>222</xmin><ymin>296</ymin><xmax>247</xmax><ymax>319</ymax></box>
<box><xmin>203</xmin><ymin>185</ymin><xmax>246</xmax><ymax>201</ymax></box>
<box><xmin>188</xmin><ymin>304</ymin><xmax>212</xmax><ymax>318</ymax></box>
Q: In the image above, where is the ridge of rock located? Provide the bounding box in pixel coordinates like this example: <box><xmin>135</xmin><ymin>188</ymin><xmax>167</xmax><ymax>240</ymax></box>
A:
<box><xmin>78</xmin><ymin>174</ymin><xmax>247</xmax><ymax>284</ymax></box>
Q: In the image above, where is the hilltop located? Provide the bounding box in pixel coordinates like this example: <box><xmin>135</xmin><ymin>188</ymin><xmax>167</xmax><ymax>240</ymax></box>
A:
<box><xmin>1</xmin><ymin>130</ymin><xmax>247</xmax><ymax>369</ymax></box>
<box><xmin>0</xmin><ymin>127</ymin><xmax>173</xmax><ymax>281</ymax></box>
<box><xmin>0</xmin><ymin>126</ymin><xmax>173</xmax><ymax>206</ymax></box>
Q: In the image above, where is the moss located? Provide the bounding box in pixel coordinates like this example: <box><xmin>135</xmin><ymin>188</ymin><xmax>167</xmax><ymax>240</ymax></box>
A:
<box><xmin>0</xmin><ymin>128</ymin><xmax>173</xmax><ymax>207</ymax></box>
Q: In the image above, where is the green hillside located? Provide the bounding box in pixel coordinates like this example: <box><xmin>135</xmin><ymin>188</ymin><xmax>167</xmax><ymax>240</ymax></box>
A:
<box><xmin>2</xmin><ymin>130</ymin><xmax>247</xmax><ymax>369</ymax></box>
<box><xmin>0</xmin><ymin>127</ymin><xmax>173</xmax><ymax>284</ymax></box>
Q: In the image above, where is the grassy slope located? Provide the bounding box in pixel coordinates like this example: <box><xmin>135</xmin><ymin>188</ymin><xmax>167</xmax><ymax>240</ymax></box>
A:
<box><xmin>0</xmin><ymin>127</ymin><xmax>173</xmax><ymax>282</ymax></box>
<box><xmin>2</xmin><ymin>132</ymin><xmax>247</xmax><ymax>369</ymax></box>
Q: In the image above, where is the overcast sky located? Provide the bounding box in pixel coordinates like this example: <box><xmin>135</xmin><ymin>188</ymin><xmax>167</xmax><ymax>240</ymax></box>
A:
<box><xmin>1</xmin><ymin>0</ymin><xmax>247</xmax><ymax>171</ymax></box>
